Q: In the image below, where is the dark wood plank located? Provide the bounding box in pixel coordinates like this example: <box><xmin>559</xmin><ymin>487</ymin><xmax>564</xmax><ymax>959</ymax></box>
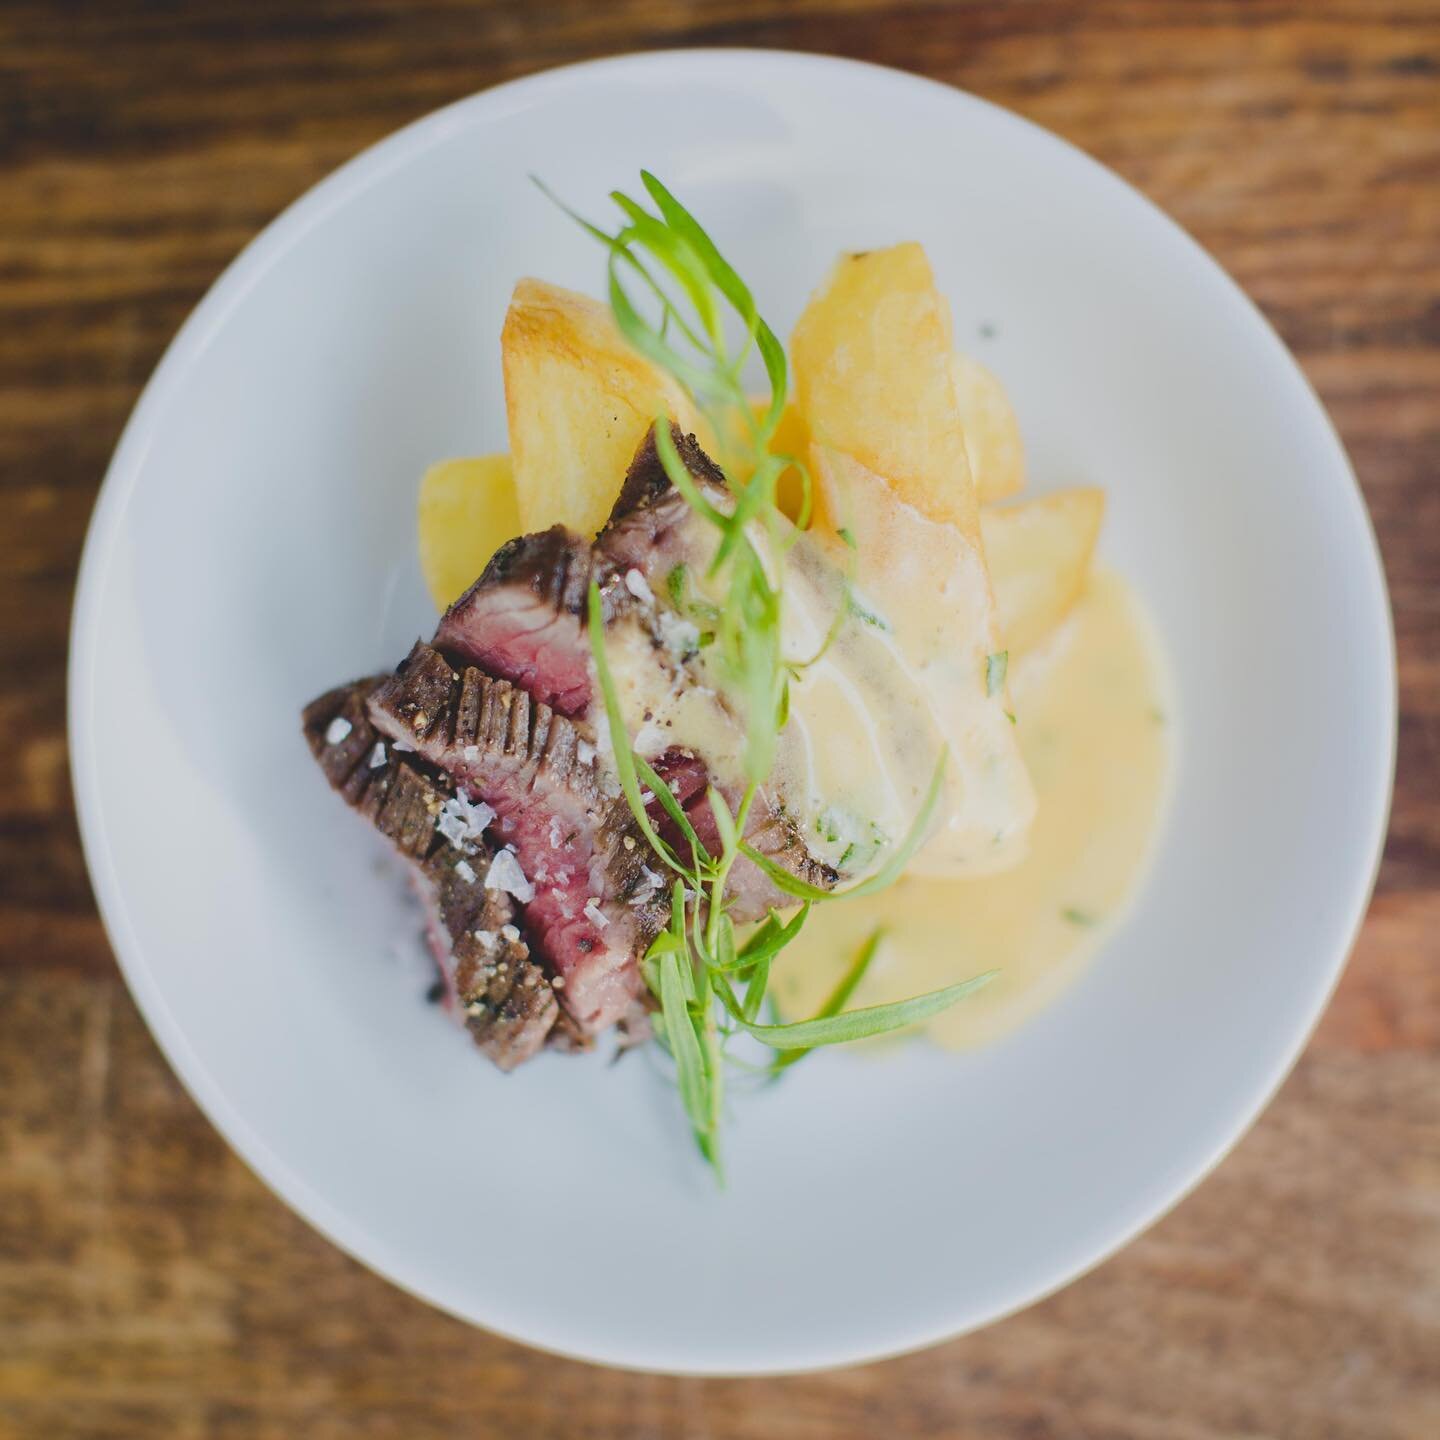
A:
<box><xmin>1</xmin><ymin>3</ymin><xmax>1436</xmax><ymax>1437</ymax></box>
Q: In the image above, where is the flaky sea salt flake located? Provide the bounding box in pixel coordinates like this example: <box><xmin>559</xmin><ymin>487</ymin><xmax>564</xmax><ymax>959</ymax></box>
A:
<box><xmin>436</xmin><ymin>792</ymin><xmax>495</xmax><ymax>852</ymax></box>
<box><xmin>624</xmin><ymin>568</ymin><xmax>655</xmax><ymax>605</ymax></box>
<box><xmin>484</xmin><ymin>849</ymin><xmax>535</xmax><ymax>904</ymax></box>
<box><xmin>656</xmin><ymin>610</ymin><xmax>701</xmax><ymax>662</ymax></box>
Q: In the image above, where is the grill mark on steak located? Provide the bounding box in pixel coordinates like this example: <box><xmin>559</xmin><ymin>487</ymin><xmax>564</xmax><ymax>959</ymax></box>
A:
<box><xmin>603</xmin><ymin>423</ymin><xmax>728</xmax><ymax>528</ymax></box>
<box><xmin>301</xmin><ymin>680</ymin><xmax>562</xmax><ymax>1071</ymax></box>
<box><xmin>367</xmin><ymin>642</ymin><xmax>667</xmax><ymax>1034</ymax></box>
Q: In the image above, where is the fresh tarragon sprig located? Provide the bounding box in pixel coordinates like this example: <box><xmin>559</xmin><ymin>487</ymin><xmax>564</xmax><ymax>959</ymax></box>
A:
<box><xmin>545</xmin><ymin>171</ymin><xmax>995</xmax><ymax>1178</ymax></box>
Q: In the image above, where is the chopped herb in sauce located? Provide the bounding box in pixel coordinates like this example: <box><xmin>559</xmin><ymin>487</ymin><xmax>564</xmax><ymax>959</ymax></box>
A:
<box><xmin>666</xmin><ymin>563</ymin><xmax>687</xmax><ymax>608</ymax></box>
<box><xmin>848</xmin><ymin>588</ymin><xmax>891</xmax><ymax>632</ymax></box>
<box><xmin>986</xmin><ymin>650</ymin><xmax>1009</xmax><ymax>697</ymax></box>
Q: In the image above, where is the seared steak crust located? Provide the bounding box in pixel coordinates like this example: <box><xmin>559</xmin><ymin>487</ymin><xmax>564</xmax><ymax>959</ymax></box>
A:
<box><xmin>303</xmin><ymin>425</ymin><xmax>841</xmax><ymax>1063</ymax></box>
<box><xmin>367</xmin><ymin>643</ymin><xmax>666</xmax><ymax>1033</ymax></box>
<box><xmin>603</xmin><ymin>424</ymin><xmax>728</xmax><ymax>526</ymax></box>
<box><xmin>301</xmin><ymin>680</ymin><xmax>561</xmax><ymax>1070</ymax></box>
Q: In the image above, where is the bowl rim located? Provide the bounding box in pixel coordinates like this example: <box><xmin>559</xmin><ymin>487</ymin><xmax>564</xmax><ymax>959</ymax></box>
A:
<box><xmin>67</xmin><ymin>47</ymin><xmax>1397</xmax><ymax>1375</ymax></box>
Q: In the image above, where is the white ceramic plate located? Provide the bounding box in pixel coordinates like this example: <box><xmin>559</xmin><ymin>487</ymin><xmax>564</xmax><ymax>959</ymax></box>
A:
<box><xmin>70</xmin><ymin>51</ymin><xmax>1394</xmax><ymax>1374</ymax></box>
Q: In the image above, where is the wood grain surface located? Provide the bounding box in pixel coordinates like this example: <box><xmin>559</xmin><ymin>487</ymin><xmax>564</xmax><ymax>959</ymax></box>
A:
<box><xmin>2</xmin><ymin>2</ymin><xmax>1437</xmax><ymax>1436</ymax></box>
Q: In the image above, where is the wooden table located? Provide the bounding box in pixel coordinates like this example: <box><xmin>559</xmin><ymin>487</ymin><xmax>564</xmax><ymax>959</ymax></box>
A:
<box><xmin>3</xmin><ymin>2</ymin><xmax>1436</xmax><ymax>1435</ymax></box>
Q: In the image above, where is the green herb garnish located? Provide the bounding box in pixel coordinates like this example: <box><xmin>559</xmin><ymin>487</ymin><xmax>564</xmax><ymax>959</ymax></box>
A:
<box><xmin>730</xmin><ymin>968</ymin><xmax>997</xmax><ymax>1050</ymax></box>
<box><xmin>771</xmin><ymin>926</ymin><xmax>885</xmax><ymax>1073</ymax></box>
<box><xmin>986</xmin><ymin>650</ymin><xmax>1009</xmax><ymax>697</ymax></box>
<box><xmin>1061</xmin><ymin>906</ymin><xmax>1097</xmax><ymax>927</ymax></box>
<box><xmin>553</xmin><ymin>172</ymin><xmax>994</xmax><ymax>1177</ymax></box>
<box><xmin>848</xmin><ymin>587</ymin><xmax>891</xmax><ymax>633</ymax></box>
<box><xmin>665</xmin><ymin>563</ymin><xmax>688</xmax><ymax>608</ymax></box>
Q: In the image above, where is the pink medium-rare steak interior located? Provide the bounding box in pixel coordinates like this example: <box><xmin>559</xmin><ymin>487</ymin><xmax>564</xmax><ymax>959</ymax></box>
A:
<box><xmin>436</xmin><ymin>526</ymin><xmax>599</xmax><ymax>718</ymax></box>
<box><xmin>300</xmin><ymin>678</ymin><xmax>561</xmax><ymax>1069</ymax></box>
<box><xmin>366</xmin><ymin>641</ymin><xmax>666</xmax><ymax>1032</ymax></box>
<box><xmin>302</xmin><ymin>424</ymin><xmax>844</xmax><ymax>1066</ymax></box>
<box><xmin>432</xmin><ymin>427</ymin><xmax>730</xmax><ymax>721</ymax></box>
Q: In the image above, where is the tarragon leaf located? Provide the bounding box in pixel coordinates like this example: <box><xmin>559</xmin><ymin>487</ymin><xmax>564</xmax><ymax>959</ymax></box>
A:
<box><xmin>772</xmin><ymin>927</ymin><xmax>885</xmax><ymax>1073</ymax></box>
<box><xmin>737</xmin><ymin>970</ymin><xmax>997</xmax><ymax>1051</ymax></box>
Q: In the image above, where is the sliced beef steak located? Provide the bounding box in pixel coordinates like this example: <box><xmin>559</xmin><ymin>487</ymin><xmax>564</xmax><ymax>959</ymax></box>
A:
<box><xmin>435</xmin><ymin>423</ymin><xmax>837</xmax><ymax>923</ymax></box>
<box><xmin>433</xmin><ymin>425</ymin><xmax>726</xmax><ymax>721</ymax></box>
<box><xmin>596</xmin><ymin>424</ymin><xmax>728</xmax><ymax>565</ymax></box>
<box><xmin>367</xmin><ymin>642</ymin><xmax>666</xmax><ymax>1034</ymax></box>
<box><xmin>646</xmin><ymin>748</ymin><xmax>839</xmax><ymax>912</ymax></box>
<box><xmin>742</xmin><ymin>804</ymin><xmax>838</xmax><ymax>894</ymax></box>
<box><xmin>305</xmin><ymin>425</ymin><xmax>840</xmax><ymax>1059</ymax></box>
<box><xmin>436</xmin><ymin>526</ymin><xmax>600</xmax><ymax>718</ymax></box>
<box><xmin>679</xmin><ymin>779</ymin><xmax>839</xmax><ymax>915</ymax></box>
<box><xmin>301</xmin><ymin>680</ymin><xmax>561</xmax><ymax>1070</ymax></box>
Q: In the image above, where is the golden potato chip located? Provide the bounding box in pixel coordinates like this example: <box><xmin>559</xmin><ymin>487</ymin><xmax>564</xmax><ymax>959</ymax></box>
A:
<box><xmin>981</xmin><ymin>488</ymin><xmax>1106</xmax><ymax>653</ymax></box>
<box><xmin>953</xmin><ymin>353</ymin><xmax>1024</xmax><ymax>504</ymax></box>
<box><xmin>791</xmin><ymin>244</ymin><xmax>977</xmax><ymax>539</ymax></box>
<box><xmin>502</xmin><ymin>279</ymin><xmax>701</xmax><ymax>539</ymax></box>
<box><xmin>417</xmin><ymin>454</ymin><xmax>520</xmax><ymax>610</ymax></box>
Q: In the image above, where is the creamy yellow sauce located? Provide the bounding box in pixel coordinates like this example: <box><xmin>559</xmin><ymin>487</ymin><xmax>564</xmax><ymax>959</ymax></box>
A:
<box><xmin>774</xmin><ymin>567</ymin><xmax>1171</xmax><ymax>1050</ymax></box>
<box><xmin>609</xmin><ymin>456</ymin><xmax>1036</xmax><ymax>886</ymax></box>
<box><xmin>778</xmin><ymin>452</ymin><xmax>1035</xmax><ymax>879</ymax></box>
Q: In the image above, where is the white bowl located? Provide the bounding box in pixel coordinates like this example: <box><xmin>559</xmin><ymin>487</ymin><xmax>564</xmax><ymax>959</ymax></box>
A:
<box><xmin>69</xmin><ymin>51</ymin><xmax>1395</xmax><ymax>1374</ymax></box>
